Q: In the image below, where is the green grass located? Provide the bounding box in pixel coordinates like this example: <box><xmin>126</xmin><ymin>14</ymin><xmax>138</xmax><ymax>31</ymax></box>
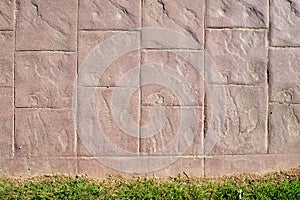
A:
<box><xmin>0</xmin><ymin>169</ymin><xmax>299</xmax><ymax>200</ymax></box>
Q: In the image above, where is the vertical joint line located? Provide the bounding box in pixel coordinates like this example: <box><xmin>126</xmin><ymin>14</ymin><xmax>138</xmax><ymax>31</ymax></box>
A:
<box><xmin>138</xmin><ymin>0</ymin><xmax>143</xmax><ymax>154</ymax></box>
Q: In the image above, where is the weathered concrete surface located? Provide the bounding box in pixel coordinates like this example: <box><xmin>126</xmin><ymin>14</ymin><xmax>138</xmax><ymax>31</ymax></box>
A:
<box><xmin>0</xmin><ymin>0</ymin><xmax>14</xmax><ymax>30</ymax></box>
<box><xmin>269</xmin><ymin>104</ymin><xmax>300</xmax><ymax>154</ymax></box>
<box><xmin>269</xmin><ymin>48</ymin><xmax>300</xmax><ymax>103</ymax></box>
<box><xmin>0</xmin><ymin>0</ymin><xmax>299</xmax><ymax>178</ymax></box>
<box><xmin>270</xmin><ymin>0</ymin><xmax>300</xmax><ymax>46</ymax></box>
<box><xmin>207</xmin><ymin>0</ymin><xmax>268</xmax><ymax>28</ymax></box>
<box><xmin>16</xmin><ymin>0</ymin><xmax>77</xmax><ymax>50</ymax></box>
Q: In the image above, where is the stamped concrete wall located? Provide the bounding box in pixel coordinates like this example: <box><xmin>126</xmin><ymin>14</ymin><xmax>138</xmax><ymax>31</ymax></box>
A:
<box><xmin>0</xmin><ymin>0</ymin><xmax>299</xmax><ymax>178</ymax></box>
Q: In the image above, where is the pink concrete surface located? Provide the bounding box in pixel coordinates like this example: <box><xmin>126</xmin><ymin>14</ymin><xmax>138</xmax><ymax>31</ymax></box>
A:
<box><xmin>0</xmin><ymin>0</ymin><xmax>299</xmax><ymax>178</ymax></box>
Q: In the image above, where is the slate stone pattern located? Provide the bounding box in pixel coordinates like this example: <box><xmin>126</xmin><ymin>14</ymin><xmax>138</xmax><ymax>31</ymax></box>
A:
<box><xmin>0</xmin><ymin>0</ymin><xmax>299</xmax><ymax>178</ymax></box>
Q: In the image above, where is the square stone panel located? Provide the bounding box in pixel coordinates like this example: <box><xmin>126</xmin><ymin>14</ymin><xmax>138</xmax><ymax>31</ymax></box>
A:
<box><xmin>205</xmin><ymin>86</ymin><xmax>267</xmax><ymax>155</ymax></box>
<box><xmin>270</xmin><ymin>0</ymin><xmax>300</xmax><ymax>46</ymax></box>
<box><xmin>140</xmin><ymin>106</ymin><xmax>203</xmax><ymax>156</ymax></box>
<box><xmin>143</xmin><ymin>0</ymin><xmax>204</xmax><ymax>48</ymax></box>
<box><xmin>207</xmin><ymin>0</ymin><xmax>268</xmax><ymax>28</ymax></box>
<box><xmin>15</xmin><ymin>52</ymin><xmax>76</xmax><ymax>108</ymax></box>
<box><xmin>15</xmin><ymin>108</ymin><xmax>75</xmax><ymax>157</ymax></box>
<box><xmin>77</xmin><ymin>87</ymin><xmax>139</xmax><ymax>156</ymax></box>
<box><xmin>269</xmin><ymin>104</ymin><xmax>300</xmax><ymax>154</ymax></box>
<box><xmin>0</xmin><ymin>0</ymin><xmax>14</xmax><ymax>30</ymax></box>
<box><xmin>16</xmin><ymin>0</ymin><xmax>77</xmax><ymax>51</ymax></box>
<box><xmin>78</xmin><ymin>31</ymin><xmax>140</xmax><ymax>87</ymax></box>
<box><xmin>269</xmin><ymin>48</ymin><xmax>300</xmax><ymax>103</ymax></box>
<box><xmin>141</xmin><ymin>50</ymin><xmax>204</xmax><ymax>106</ymax></box>
<box><xmin>0</xmin><ymin>31</ymin><xmax>14</xmax><ymax>87</ymax></box>
<box><xmin>206</xmin><ymin>30</ymin><xmax>267</xmax><ymax>85</ymax></box>
<box><xmin>79</xmin><ymin>0</ymin><xmax>140</xmax><ymax>30</ymax></box>
<box><xmin>0</xmin><ymin>88</ymin><xmax>13</xmax><ymax>157</ymax></box>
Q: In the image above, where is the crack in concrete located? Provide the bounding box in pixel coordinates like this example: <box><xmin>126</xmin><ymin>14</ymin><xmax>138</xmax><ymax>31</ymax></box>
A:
<box><xmin>286</xmin><ymin>0</ymin><xmax>300</xmax><ymax>17</ymax></box>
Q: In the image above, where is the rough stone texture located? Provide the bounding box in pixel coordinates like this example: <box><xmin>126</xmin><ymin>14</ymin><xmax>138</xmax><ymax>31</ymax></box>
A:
<box><xmin>77</xmin><ymin>157</ymin><xmax>204</xmax><ymax>178</ymax></box>
<box><xmin>15</xmin><ymin>108</ymin><xmax>75</xmax><ymax>157</ymax></box>
<box><xmin>206</xmin><ymin>30</ymin><xmax>267</xmax><ymax>85</ymax></box>
<box><xmin>0</xmin><ymin>157</ymin><xmax>76</xmax><ymax>177</ymax></box>
<box><xmin>140</xmin><ymin>106</ymin><xmax>203</xmax><ymax>156</ymax></box>
<box><xmin>206</xmin><ymin>86</ymin><xmax>267</xmax><ymax>155</ymax></box>
<box><xmin>205</xmin><ymin>154</ymin><xmax>300</xmax><ymax>177</ymax></box>
<box><xmin>143</xmin><ymin>0</ymin><xmax>205</xmax><ymax>48</ymax></box>
<box><xmin>79</xmin><ymin>0</ymin><xmax>140</xmax><ymax>30</ymax></box>
<box><xmin>207</xmin><ymin>0</ymin><xmax>268</xmax><ymax>28</ymax></box>
<box><xmin>77</xmin><ymin>87</ymin><xmax>139</xmax><ymax>156</ymax></box>
<box><xmin>16</xmin><ymin>0</ymin><xmax>77</xmax><ymax>51</ymax></box>
<box><xmin>270</xmin><ymin>0</ymin><xmax>300</xmax><ymax>46</ymax></box>
<box><xmin>78</xmin><ymin>31</ymin><xmax>140</xmax><ymax>87</ymax></box>
<box><xmin>0</xmin><ymin>88</ymin><xmax>13</xmax><ymax>157</ymax></box>
<box><xmin>0</xmin><ymin>0</ymin><xmax>14</xmax><ymax>30</ymax></box>
<box><xmin>0</xmin><ymin>31</ymin><xmax>14</xmax><ymax>87</ymax></box>
<box><xmin>269</xmin><ymin>49</ymin><xmax>300</xmax><ymax>103</ymax></box>
<box><xmin>15</xmin><ymin>52</ymin><xmax>76</xmax><ymax>108</ymax></box>
<box><xmin>141</xmin><ymin>50</ymin><xmax>204</xmax><ymax>106</ymax></box>
<box><xmin>269</xmin><ymin>104</ymin><xmax>300</xmax><ymax>154</ymax></box>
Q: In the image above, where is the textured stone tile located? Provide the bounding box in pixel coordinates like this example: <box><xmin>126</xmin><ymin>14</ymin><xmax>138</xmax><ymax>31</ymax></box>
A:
<box><xmin>79</xmin><ymin>0</ymin><xmax>140</xmax><ymax>30</ymax></box>
<box><xmin>0</xmin><ymin>88</ymin><xmax>13</xmax><ymax>157</ymax></box>
<box><xmin>206</xmin><ymin>30</ymin><xmax>267</xmax><ymax>85</ymax></box>
<box><xmin>206</xmin><ymin>86</ymin><xmax>267</xmax><ymax>155</ymax></box>
<box><xmin>0</xmin><ymin>31</ymin><xmax>14</xmax><ymax>87</ymax></box>
<box><xmin>269</xmin><ymin>49</ymin><xmax>300</xmax><ymax>103</ymax></box>
<box><xmin>79</xmin><ymin>31</ymin><xmax>140</xmax><ymax>87</ymax></box>
<box><xmin>270</xmin><ymin>0</ymin><xmax>300</xmax><ymax>46</ymax></box>
<box><xmin>0</xmin><ymin>0</ymin><xmax>14</xmax><ymax>30</ymax></box>
<box><xmin>269</xmin><ymin>104</ymin><xmax>300</xmax><ymax>154</ymax></box>
<box><xmin>141</xmin><ymin>50</ymin><xmax>204</xmax><ymax>106</ymax></box>
<box><xmin>205</xmin><ymin>154</ymin><xmax>300</xmax><ymax>177</ymax></box>
<box><xmin>15</xmin><ymin>52</ymin><xmax>76</xmax><ymax>108</ymax></box>
<box><xmin>16</xmin><ymin>0</ymin><xmax>77</xmax><ymax>50</ymax></box>
<box><xmin>143</xmin><ymin>0</ymin><xmax>204</xmax><ymax>48</ymax></box>
<box><xmin>0</xmin><ymin>157</ymin><xmax>76</xmax><ymax>177</ymax></box>
<box><xmin>77</xmin><ymin>87</ymin><xmax>139</xmax><ymax>156</ymax></box>
<box><xmin>140</xmin><ymin>106</ymin><xmax>203</xmax><ymax>156</ymax></box>
<box><xmin>207</xmin><ymin>0</ymin><xmax>268</xmax><ymax>28</ymax></box>
<box><xmin>15</xmin><ymin>108</ymin><xmax>75</xmax><ymax>157</ymax></box>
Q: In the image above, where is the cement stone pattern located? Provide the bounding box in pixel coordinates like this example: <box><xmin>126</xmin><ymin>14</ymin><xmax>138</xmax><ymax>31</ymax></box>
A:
<box><xmin>0</xmin><ymin>0</ymin><xmax>14</xmax><ymax>30</ymax></box>
<box><xmin>143</xmin><ymin>0</ymin><xmax>205</xmax><ymax>48</ymax></box>
<box><xmin>269</xmin><ymin>104</ymin><xmax>300</xmax><ymax>154</ymax></box>
<box><xmin>0</xmin><ymin>31</ymin><xmax>14</xmax><ymax>87</ymax></box>
<box><xmin>15</xmin><ymin>52</ymin><xmax>76</xmax><ymax>108</ymax></box>
<box><xmin>0</xmin><ymin>88</ymin><xmax>13</xmax><ymax>157</ymax></box>
<box><xmin>207</xmin><ymin>0</ymin><xmax>268</xmax><ymax>28</ymax></box>
<box><xmin>269</xmin><ymin>48</ymin><xmax>300</xmax><ymax>103</ymax></box>
<box><xmin>79</xmin><ymin>0</ymin><xmax>140</xmax><ymax>30</ymax></box>
<box><xmin>0</xmin><ymin>0</ymin><xmax>299</xmax><ymax>178</ymax></box>
<box><xmin>270</xmin><ymin>0</ymin><xmax>300</xmax><ymax>46</ymax></box>
<box><xmin>15</xmin><ymin>108</ymin><xmax>75</xmax><ymax>157</ymax></box>
<box><xmin>207</xmin><ymin>86</ymin><xmax>267</xmax><ymax>155</ymax></box>
<box><xmin>16</xmin><ymin>0</ymin><xmax>77</xmax><ymax>50</ymax></box>
<box><xmin>206</xmin><ymin>30</ymin><xmax>267</xmax><ymax>85</ymax></box>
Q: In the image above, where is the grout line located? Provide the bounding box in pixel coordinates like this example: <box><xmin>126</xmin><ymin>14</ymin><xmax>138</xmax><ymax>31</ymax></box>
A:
<box><xmin>0</xmin><ymin>30</ymin><xmax>14</xmax><ymax>32</ymax></box>
<box><xmin>269</xmin><ymin>102</ymin><xmax>300</xmax><ymax>105</ymax></box>
<box><xmin>15</xmin><ymin>50</ymin><xmax>76</xmax><ymax>53</ymax></box>
<box><xmin>269</xmin><ymin>46</ymin><xmax>300</xmax><ymax>49</ymax></box>
<box><xmin>206</xmin><ymin>27</ymin><xmax>268</xmax><ymax>30</ymax></box>
<box><xmin>141</xmin><ymin>48</ymin><xmax>204</xmax><ymax>51</ymax></box>
<box><xmin>79</xmin><ymin>29</ymin><xmax>140</xmax><ymax>32</ymax></box>
<box><xmin>206</xmin><ymin>84</ymin><xmax>268</xmax><ymax>87</ymax></box>
<box><xmin>138</xmin><ymin>0</ymin><xmax>143</xmax><ymax>155</ymax></box>
<box><xmin>15</xmin><ymin>107</ymin><xmax>73</xmax><ymax>110</ymax></box>
<box><xmin>12</xmin><ymin>0</ymin><xmax>17</xmax><ymax>157</ymax></box>
<box><xmin>266</xmin><ymin>0</ymin><xmax>271</xmax><ymax>154</ymax></box>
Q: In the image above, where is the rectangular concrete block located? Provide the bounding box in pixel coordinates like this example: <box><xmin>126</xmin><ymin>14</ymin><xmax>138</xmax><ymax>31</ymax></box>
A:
<box><xmin>15</xmin><ymin>108</ymin><xmax>75</xmax><ymax>157</ymax></box>
<box><xmin>206</xmin><ymin>86</ymin><xmax>267</xmax><ymax>155</ymax></box>
<box><xmin>269</xmin><ymin>48</ymin><xmax>300</xmax><ymax>103</ymax></box>
<box><xmin>269</xmin><ymin>104</ymin><xmax>300</xmax><ymax>154</ymax></box>
<box><xmin>15</xmin><ymin>52</ymin><xmax>76</xmax><ymax>108</ymax></box>
<box><xmin>205</xmin><ymin>154</ymin><xmax>300</xmax><ymax>177</ymax></box>
<box><xmin>16</xmin><ymin>0</ymin><xmax>77</xmax><ymax>50</ymax></box>
<box><xmin>79</xmin><ymin>0</ymin><xmax>140</xmax><ymax>30</ymax></box>
<box><xmin>270</xmin><ymin>0</ymin><xmax>300</xmax><ymax>46</ymax></box>
<box><xmin>207</xmin><ymin>0</ymin><xmax>268</xmax><ymax>28</ymax></box>
<box><xmin>0</xmin><ymin>88</ymin><xmax>13</xmax><ymax>157</ymax></box>
<box><xmin>0</xmin><ymin>0</ymin><xmax>14</xmax><ymax>30</ymax></box>
<box><xmin>0</xmin><ymin>31</ymin><xmax>14</xmax><ymax>87</ymax></box>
